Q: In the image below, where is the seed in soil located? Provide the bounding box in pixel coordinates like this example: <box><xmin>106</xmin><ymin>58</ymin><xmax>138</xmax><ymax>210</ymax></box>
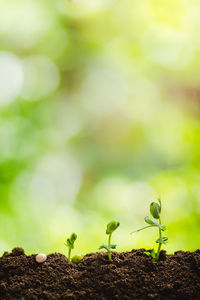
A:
<box><xmin>71</xmin><ymin>254</ymin><xmax>83</xmax><ymax>264</ymax></box>
<box><xmin>35</xmin><ymin>253</ymin><xmax>47</xmax><ymax>263</ymax></box>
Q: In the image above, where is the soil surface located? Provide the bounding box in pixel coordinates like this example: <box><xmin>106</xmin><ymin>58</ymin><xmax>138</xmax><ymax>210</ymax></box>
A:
<box><xmin>0</xmin><ymin>248</ymin><xmax>200</xmax><ymax>299</ymax></box>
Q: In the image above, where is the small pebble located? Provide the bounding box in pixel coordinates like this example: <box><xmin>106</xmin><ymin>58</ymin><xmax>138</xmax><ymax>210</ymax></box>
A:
<box><xmin>35</xmin><ymin>253</ymin><xmax>47</xmax><ymax>263</ymax></box>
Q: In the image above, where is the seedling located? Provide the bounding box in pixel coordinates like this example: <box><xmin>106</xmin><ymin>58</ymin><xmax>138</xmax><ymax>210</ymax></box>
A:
<box><xmin>131</xmin><ymin>199</ymin><xmax>168</xmax><ymax>262</ymax></box>
<box><xmin>64</xmin><ymin>233</ymin><xmax>77</xmax><ymax>263</ymax></box>
<box><xmin>99</xmin><ymin>220</ymin><xmax>120</xmax><ymax>261</ymax></box>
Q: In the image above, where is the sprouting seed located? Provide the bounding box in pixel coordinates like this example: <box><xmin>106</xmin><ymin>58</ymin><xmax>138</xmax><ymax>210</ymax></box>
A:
<box><xmin>99</xmin><ymin>220</ymin><xmax>120</xmax><ymax>261</ymax></box>
<box><xmin>64</xmin><ymin>232</ymin><xmax>77</xmax><ymax>263</ymax></box>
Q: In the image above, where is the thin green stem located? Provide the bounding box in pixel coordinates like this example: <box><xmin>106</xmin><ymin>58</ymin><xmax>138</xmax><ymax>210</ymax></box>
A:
<box><xmin>156</xmin><ymin>217</ymin><xmax>162</xmax><ymax>262</ymax></box>
<box><xmin>108</xmin><ymin>233</ymin><xmax>112</xmax><ymax>260</ymax></box>
<box><xmin>130</xmin><ymin>225</ymin><xmax>156</xmax><ymax>234</ymax></box>
<box><xmin>68</xmin><ymin>247</ymin><xmax>71</xmax><ymax>263</ymax></box>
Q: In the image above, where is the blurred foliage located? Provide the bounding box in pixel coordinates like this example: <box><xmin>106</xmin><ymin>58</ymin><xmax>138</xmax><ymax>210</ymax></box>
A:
<box><xmin>0</xmin><ymin>0</ymin><xmax>200</xmax><ymax>255</ymax></box>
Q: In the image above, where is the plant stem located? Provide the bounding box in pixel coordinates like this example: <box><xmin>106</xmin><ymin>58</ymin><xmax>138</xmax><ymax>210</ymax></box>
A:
<box><xmin>156</xmin><ymin>217</ymin><xmax>162</xmax><ymax>262</ymax></box>
<box><xmin>68</xmin><ymin>247</ymin><xmax>71</xmax><ymax>263</ymax></box>
<box><xmin>108</xmin><ymin>233</ymin><xmax>112</xmax><ymax>260</ymax></box>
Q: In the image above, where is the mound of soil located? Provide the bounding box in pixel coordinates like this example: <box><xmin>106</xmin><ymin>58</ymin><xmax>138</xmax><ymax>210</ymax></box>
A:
<box><xmin>0</xmin><ymin>248</ymin><xmax>200</xmax><ymax>299</ymax></box>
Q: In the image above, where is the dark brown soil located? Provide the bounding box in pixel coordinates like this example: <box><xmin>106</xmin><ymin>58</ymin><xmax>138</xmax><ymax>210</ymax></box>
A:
<box><xmin>0</xmin><ymin>248</ymin><xmax>200</xmax><ymax>299</ymax></box>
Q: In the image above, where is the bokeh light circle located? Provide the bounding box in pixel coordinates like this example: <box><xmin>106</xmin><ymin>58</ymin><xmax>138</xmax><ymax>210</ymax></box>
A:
<box><xmin>0</xmin><ymin>52</ymin><xmax>23</xmax><ymax>106</ymax></box>
<box><xmin>21</xmin><ymin>56</ymin><xmax>60</xmax><ymax>101</ymax></box>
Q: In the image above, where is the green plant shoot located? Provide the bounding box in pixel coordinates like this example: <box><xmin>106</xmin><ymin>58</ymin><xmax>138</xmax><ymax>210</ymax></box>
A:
<box><xmin>99</xmin><ymin>220</ymin><xmax>120</xmax><ymax>261</ymax></box>
<box><xmin>131</xmin><ymin>199</ymin><xmax>168</xmax><ymax>262</ymax></box>
<box><xmin>64</xmin><ymin>233</ymin><xmax>77</xmax><ymax>263</ymax></box>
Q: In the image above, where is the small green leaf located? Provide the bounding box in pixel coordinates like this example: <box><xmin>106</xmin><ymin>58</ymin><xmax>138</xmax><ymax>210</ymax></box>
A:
<box><xmin>99</xmin><ymin>243</ymin><xmax>108</xmax><ymax>250</ymax></box>
<box><xmin>65</xmin><ymin>238</ymin><xmax>72</xmax><ymax>248</ymax></box>
<box><xmin>150</xmin><ymin>249</ymin><xmax>156</xmax><ymax>259</ymax></box>
<box><xmin>65</xmin><ymin>233</ymin><xmax>77</xmax><ymax>249</ymax></box>
<box><xmin>99</xmin><ymin>243</ymin><xmax>117</xmax><ymax>252</ymax></box>
<box><xmin>70</xmin><ymin>233</ymin><xmax>77</xmax><ymax>243</ymax></box>
<box><xmin>106</xmin><ymin>220</ymin><xmax>120</xmax><ymax>235</ymax></box>
<box><xmin>144</xmin><ymin>216</ymin><xmax>158</xmax><ymax>226</ymax></box>
<box><xmin>144</xmin><ymin>216</ymin><xmax>166</xmax><ymax>231</ymax></box>
<box><xmin>99</xmin><ymin>244</ymin><xmax>112</xmax><ymax>253</ymax></box>
<box><xmin>156</xmin><ymin>237</ymin><xmax>168</xmax><ymax>244</ymax></box>
<box><xmin>144</xmin><ymin>249</ymin><xmax>156</xmax><ymax>259</ymax></box>
<box><xmin>110</xmin><ymin>244</ymin><xmax>117</xmax><ymax>249</ymax></box>
<box><xmin>150</xmin><ymin>202</ymin><xmax>160</xmax><ymax>219</ymax></box>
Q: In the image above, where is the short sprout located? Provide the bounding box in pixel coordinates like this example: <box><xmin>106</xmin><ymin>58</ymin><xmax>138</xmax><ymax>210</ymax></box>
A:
<box><xmin>99</xmin><ymin>220</ymin><xmax>120</xmax><ymax>261</ymax></box>
<box><xmin>65</xmin><ymin>232</ymin><xmax>77</xmax><ymax>263</ymax></box>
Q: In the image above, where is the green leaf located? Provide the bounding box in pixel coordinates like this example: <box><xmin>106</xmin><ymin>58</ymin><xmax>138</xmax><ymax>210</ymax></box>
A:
<box><xmin>156</xmin><ymin>237</ymin><xmax>168</xmax><ymax>244</ymax></box>
<box><xmin>144</xmin><ymin>216</ymin><xmax>166</xmax><ymax>231</ymax></box>
<box><xmin>151</xmin><ymin>249</ymin><xmax>156</xmax><ymax>259</ymax></box>
<box><xmin>144</xmin><ymin>216</ymin><xmax>159</xmax><ymax>226</ymax></box>
<box><xmin>99</xmin><ymin>243</ymin><xmax>107</xmax><ymax>250</ymax></box>
<box><xmin>65</xmin><ymin>232</ymin><xmax>77</xmax><ymax>249</ymax></box>
<box><xmin>150</xmin><ymin>202</ymin><xmax>160</xmax><ymax>219</ymax></box>
<box><xmin>99</xmin><ymin>243</ymin><xmax>117</xmax><ymax>252</ymax></box>
<box><xmin>144</xmin><ymin>249</ymin><xmax>156</xmax><ymax>259</ymax></box>
<box><xmin>70</xmin><ymin>233</ymin><xmax>77</xmax><ymax>243</ymax></box>
<box><xmin>99</xmin><ymin>244</ymin><xmax>112</xmax><ymax>253</ymax></box>
<box><xmin>65</xmin><ymin>238</ymin><xmax>72</xmax><ymax>248</ymax></box>
<box><xmin>106</xmin><ymin>220</ymin><xmax>120</xmax><ymax>235</ymax></box>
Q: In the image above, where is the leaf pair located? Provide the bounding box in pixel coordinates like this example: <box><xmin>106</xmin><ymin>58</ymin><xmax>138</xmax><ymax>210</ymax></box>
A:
<box><xmin>144</xmin><ymin>249</ymin><xmax>156</xmax><ymax>260</ymax></box>
<box><xmin>99</xmin><ymin>243</ymin><xmax>117</xmax><ymax>253</ymax></box>
<box><xmin>156</xmin><ymin>237</ymin><xmax>168</xmax><ymax>244</ymax></box>
<box><xmin>65</xmin><ymin>233</ymin><xmax>77</xmax><ymax>249</ymax></box>
<box><xmin>144</xmin><ymin>237</ymin><xmax>168</xmax><ymax>259</ymax></box>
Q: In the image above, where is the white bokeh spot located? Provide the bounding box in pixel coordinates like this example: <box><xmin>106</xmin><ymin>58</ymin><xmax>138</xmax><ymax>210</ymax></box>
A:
<box><xmin>21</xmin><ymin>56</ymin><xmax>60</xmax><ymax>101</ymax></box>
<box><xmin>0</xmin><ymin>52</ymin><xmax>23</xmax><ymax>106</ymax></box>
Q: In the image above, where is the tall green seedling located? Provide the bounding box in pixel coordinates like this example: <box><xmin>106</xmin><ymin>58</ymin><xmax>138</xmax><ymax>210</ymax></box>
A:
<box><xmin>132</xmin><ymin>199</ymin><xmax>168</xmax><ymax>262</ymax></box>
<box><xmin>99</xmin><ymin>220</ymin><xmax>120</xmax><ymax>261</ymax></box>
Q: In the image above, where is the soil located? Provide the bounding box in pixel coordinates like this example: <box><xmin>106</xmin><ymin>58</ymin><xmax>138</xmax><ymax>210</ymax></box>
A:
<box><xmin>0</xmin><ymin>248</ymin><xmax>200</xmax><ymax>300</ymax></box>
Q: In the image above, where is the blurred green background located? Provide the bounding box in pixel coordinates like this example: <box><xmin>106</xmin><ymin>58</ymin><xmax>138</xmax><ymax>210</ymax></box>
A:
<box><xmin>0</xmin><ymin>0</ymin><xmax>200</xmax><ymax>256</ymax></box>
